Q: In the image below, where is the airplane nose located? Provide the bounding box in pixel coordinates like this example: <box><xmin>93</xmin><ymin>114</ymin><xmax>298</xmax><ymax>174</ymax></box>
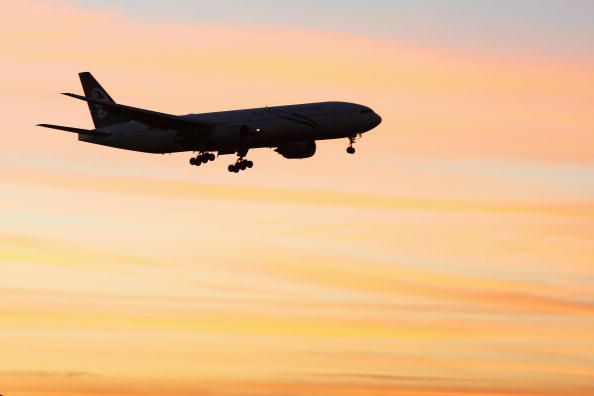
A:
<box><xmin>374</xmin><ymin>113</ymin><xmax>382</xmax><ymax>127</ymax></box>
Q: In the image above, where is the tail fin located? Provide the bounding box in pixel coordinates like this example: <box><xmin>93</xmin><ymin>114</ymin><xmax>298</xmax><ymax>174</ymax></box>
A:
<box><xmin>79</xmin><ymin>72</ymin><xmax>128</xmax><ymax>128</ymax></box>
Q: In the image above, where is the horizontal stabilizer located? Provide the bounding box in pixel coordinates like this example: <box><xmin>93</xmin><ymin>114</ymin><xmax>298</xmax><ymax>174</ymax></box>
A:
<box><xmin>62</xmin><ymin>92</ymin><xmax>215</xmax><ymax>134</ymax></box>
<box><xmin>37</xmin><ymin>124</ymin><xmax>111</xmax><ymax>137</ymax></box>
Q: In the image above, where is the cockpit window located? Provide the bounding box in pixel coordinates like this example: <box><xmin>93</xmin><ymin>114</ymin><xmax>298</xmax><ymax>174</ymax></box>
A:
<box><xmin>360</xmin><ymin>107</ymin><xmax>373</xmax><ymax>114</ymax></box>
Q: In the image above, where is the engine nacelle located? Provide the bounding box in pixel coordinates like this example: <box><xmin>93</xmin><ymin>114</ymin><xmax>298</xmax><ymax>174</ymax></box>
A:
<box><xmin>275</xmin><ymin>140</ymin><xmax>316</xmax><ymax>159</ymax></box>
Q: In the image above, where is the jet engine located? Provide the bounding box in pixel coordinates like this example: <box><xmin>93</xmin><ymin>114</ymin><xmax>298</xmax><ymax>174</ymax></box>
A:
<box><xmin>274</xmin><ymin>140</ymin><xmax>316</xmax><ymax>159</ymax></box>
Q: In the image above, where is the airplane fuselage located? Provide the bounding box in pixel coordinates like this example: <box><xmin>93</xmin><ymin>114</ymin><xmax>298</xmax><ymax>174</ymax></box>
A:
<box><xmin>80</xmin><ymin>101</ymin><xmax>381</xmax><ymax>155</ymax></box>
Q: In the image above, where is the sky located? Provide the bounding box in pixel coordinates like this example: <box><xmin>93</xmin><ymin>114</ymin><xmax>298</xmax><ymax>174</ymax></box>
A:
<box><xmin>1</xmin><ymin>1</ymin><xmax>593</xmax><ymax>395</ymax></box>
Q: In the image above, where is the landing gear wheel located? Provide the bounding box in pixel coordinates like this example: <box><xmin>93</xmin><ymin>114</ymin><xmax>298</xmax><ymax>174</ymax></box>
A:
<box><xmin>229</xmin><ymin>156</ymin><xmax>253</xmax><ymax>174</ymax></box>
<box><xmin>201</xmin><ymin>155</ymin><xmax>209</xmax><ymax>164</ymax></box>
<box><xmin>189</xmin><ymin>158</ymin><xmax>197</xmax><ymax>165</ymax></box>
<box><xmin>347</xmin><ymin>135</ymin><xmax>358</xmax><ymax>155</ymax></box>
<box><xmin>208</xmin><ymin>153</ymin><xmax>216</xmax><ymax>161</ymax></box>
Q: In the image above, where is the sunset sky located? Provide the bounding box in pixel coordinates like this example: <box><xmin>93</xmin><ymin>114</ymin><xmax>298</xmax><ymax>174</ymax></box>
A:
<box><xmin>1</xmin><ymin>1</ymin><xmax>593</xmax><ymax>395</ymax></box>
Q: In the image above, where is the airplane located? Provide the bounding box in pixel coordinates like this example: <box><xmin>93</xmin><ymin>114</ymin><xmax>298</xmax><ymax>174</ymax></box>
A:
<box><xmin>38</xmin><ymin>72</ymin><xmax>382</xmax><ymax>173</ymax></box>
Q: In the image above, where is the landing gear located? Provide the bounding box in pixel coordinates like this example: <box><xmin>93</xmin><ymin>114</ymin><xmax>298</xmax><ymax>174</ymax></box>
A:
<box><xmin>228</xmin><ymin>158</ymin><xmax>254</xmax><ymax>173</ymax></box>
<box><xmin>347</xmin><ymin>135</ymin><xmax>357</xmax><ymax>155</ymax></box>
<box><xmin>189</xmin><ymin>152</ymin><xmax>216</xmax><ymax>166</ymax></box>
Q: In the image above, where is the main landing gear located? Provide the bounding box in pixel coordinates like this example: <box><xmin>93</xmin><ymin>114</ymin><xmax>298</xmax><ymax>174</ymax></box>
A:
<box><xmin>189</xmin><ymin>152</ymin><xmax>216</xmax><ymax>166</ymax></box>
<box><xmin>228</xmin><ymin>158</ymin><xmax>254</xmax><ymax>173</ymax></box>
<box><xmin>346</xmin><ymin>135</ymin><xmax>357</xmax><ymax>154</ymax></box>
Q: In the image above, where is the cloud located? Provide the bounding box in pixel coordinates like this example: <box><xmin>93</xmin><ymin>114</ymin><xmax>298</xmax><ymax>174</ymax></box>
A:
<box><xmin>0</xmin><ymin>232</ymin><xmax>159</xmax><ymax>268</ymax></box>
<box><xmin>1</xmin><ymin>3</ymin><xmax>593</xmax><ymax>396</ymax></box>
<box><xmin>2</xmin><ymin>371</ymin><xmax>589</xmax><ymax>396</ymax></box>
<box><xmin>0</xmin><ymin>370</ymin><xmax>100</xmax><ymax>379</ymax></box>
<box><xmin>258</xmin><ymin>250</ymin><xmax>594</xmax><ymax>317</ymax></box>
<box><xmin>3</xmin><ymin>164</ymin><xmax>593</xmax><ymax>215</ymax></box>
<box><xmin>308</xmin><ymin>371</ymin><xmax>480</xmax><ymax>383</ymax></box>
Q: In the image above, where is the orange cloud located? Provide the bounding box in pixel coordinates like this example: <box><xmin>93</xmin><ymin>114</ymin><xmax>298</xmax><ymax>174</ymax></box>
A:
<box><xmin>1</xmin><ymin>3</ymin><xmax>593</xmax><ymax>396</ymax></box>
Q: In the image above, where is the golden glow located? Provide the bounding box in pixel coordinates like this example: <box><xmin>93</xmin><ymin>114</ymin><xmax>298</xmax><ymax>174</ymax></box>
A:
<box><xmin>1</xmin><ymin>1</ymin><xmax>593</xmax><ymax>396</ymax></box>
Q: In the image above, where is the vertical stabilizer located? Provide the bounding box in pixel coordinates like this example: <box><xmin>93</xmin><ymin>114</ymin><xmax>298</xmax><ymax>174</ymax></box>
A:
<box><xmin>79</xmin><ymin>72</ymin><xmax>127</xmax><ymax>128</ymax></box>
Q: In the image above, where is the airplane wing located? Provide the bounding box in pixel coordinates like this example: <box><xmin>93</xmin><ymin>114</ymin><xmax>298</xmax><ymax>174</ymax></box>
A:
<box><xmin>37</xmin><ymin>123</ymin><xmax>111</xmax><ymax>137</ymax></box>
<box><xmin>62</xmin><ymin>93</ymin><xmax>216</xmax><ymax>134</ymax></box>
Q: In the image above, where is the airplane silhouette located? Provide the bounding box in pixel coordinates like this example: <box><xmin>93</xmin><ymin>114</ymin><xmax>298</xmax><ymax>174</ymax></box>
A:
<box><xmin>39</xmin><ymin>72</ymin><xmax>382</xmax><ymax>173</ymax></box>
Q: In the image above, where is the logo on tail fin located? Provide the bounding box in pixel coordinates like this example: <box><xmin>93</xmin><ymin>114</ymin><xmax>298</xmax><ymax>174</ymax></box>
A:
<box><xmin>79</xmin><ymin>72</ymin><xmax>128</xmax><ymax>128</ymax></box>
<box><xmin>91</xmin><ymin>88</ymin><xmax>109</xmax><ymax>119</ymax></box>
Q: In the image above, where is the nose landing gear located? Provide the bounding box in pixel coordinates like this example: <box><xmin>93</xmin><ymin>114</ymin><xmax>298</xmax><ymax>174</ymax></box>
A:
<box><xmin>189</xmin><ymin>152</ymin><xmax>216</xmax><ymax>166</ymax></box>
<box><xmin>346</xmin><ymin>135</ymin><xmax>357</xmax><ymax>154</ymax></box>
<box><xmin>228</xmin><ymin>158</ymin><xmax>254</xmax><ymax>173</ymax></box>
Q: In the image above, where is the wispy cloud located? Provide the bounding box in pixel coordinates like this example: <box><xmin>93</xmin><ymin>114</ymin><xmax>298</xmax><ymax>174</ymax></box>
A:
<box><xmin>1</xmin><ymin>2</ymin><xmax>593</xmax><ymax>396</ymax></box>
<box><xmin>3</xmin><ymin>165</ymin><xmax>593</xmax><ymax>215</ymax></box>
